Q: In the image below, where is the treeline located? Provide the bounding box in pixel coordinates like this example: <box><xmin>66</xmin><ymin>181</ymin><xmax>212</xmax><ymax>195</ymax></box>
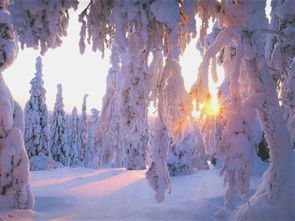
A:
<box><xmin>24</xmin><ymin>56</ymin><xmax>210</xmax><ymax>174</ymax></box>
<box><xmin>24</xmin><ymin>57</ymin><xmax>100</xmax><ymax>170</ymax></box>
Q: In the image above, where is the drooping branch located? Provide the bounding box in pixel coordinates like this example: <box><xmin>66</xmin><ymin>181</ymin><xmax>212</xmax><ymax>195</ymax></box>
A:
<box><xmin>9</xmin><ymin>0</ymin><xmax>78</xmax><ymax>54</ymax></box>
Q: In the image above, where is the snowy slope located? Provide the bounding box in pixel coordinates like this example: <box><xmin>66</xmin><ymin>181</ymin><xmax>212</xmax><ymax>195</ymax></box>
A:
<box><xmin>0</xmin><ymin>166</ymin><xmax>265</xmax><ymax>221</ymax></box>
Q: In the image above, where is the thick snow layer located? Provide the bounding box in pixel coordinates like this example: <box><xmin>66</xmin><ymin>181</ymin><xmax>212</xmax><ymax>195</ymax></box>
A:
<box><xmin>0</xmin><ymin>166</ymin><xmax>267</xmax><ymax>220</ymax></box>
<box><xmin>30</xmin><ymin>153</ymin><xmax>63</xmax><ymax>171</ymax></box>
<box><xmin>150</xmin><ymin>0</ymin><xmax>179</xmax><ymax>29</ymax></box>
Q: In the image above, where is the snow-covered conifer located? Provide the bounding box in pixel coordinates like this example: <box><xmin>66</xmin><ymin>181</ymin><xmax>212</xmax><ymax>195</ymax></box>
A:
<box><xmin>78</xmin><ymin>0</ymin><xmax>112</xmax><ymax>56</ymax></box>
<box><xmin>145</xmin><ymin>0</ymin><xmax>197</xmax><ymax>201</ymax></box>
<box><xmin>266</xmin><ymin>0</ymin><xmax>295</xmax><ymax>147</ymax></box>
<box><xmin>168</xmin><ymin>120</ymin><xmax>209</xmax><ymax>176</ymax></box>
<box><xmin>82</xmin><ymin>0</ymin><xmax>197</xmax><ymax>197</ymax></box>
<box><xmin>50</xmin><ymin>84</ymin><xmax>69</xmax><ymax>166</ymax></box>
<box><xmin>24</xmin><ymin>56</ymin><xmax>50</xmax><ymax>158</ymax></box>
<box><xmin>78</xmin><ymin>94</ymin><xmax>88</xmax><ymax>166</ymax></box>
<box><xmin>86</xmin><ymin>108</ymin><xmax>99</xmax><ymax>167</ymax></box>
<box><xmin>80</xmin><ymin>1</ymin><xmax>155</xmax><ymax>170</ymax></box>
<box><xmin>189</xmin><ymin>1</ymin><xmax>295</xmax><ymax>219</ymax></box>
<box><xmin>195</xmin><ymin>22</ymin><xmax>263</xmax><ymax>209</ymax></box>
<box><xmin>68</xmin><ymin>106</ymin><xmax>80</xmax><ymax>166</ymax></box>
<box><xmin>0</xmin><ymin>0</ymin><xmax>34</xmax><ymax>209</ymax></box>
<box><xmin>7</xmin><ymin>3</ymin><xmax>290</xmax><ymax>220</ymax></box>
<box><xmin>167</xmin><ymin>137</ymin><xmax>194</xmax><ymax>176</ymax></box>
<box><xmin>93</xmin><ymin>45</ymin><xmax>124</xmax><ymax>168</ymax></box>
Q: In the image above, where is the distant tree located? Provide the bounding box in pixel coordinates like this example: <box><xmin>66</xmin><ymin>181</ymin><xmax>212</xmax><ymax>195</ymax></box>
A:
<box><xmin>92</xmin><ymin>45</ymin><xmax>125</xmax><ymax>168</ymax></box>
<box><xmin>68</xmin><ymin>106</ymin><xmax>81</xmax><ymax>166</ymax></box>
<box><xmin>50</xmin><ymin>84</ymin><xmax>69</xmax><ymax>166</ymax></box>
<box><xmin>87</xmin><ymin>108</ymin><xmax>100</xmax><ymax>167</ymax></box>
<box><xmin>78</xmin><ymin>94</ymin><xmax>88</xmax><ymax>166</ymax></box>
<box><xmin>168</xmin><ymin>139</ymin><xmax>193</xmax><ymax>176</ymax></box>
<box><xmin>24</xmin><ymin>56</ymin><xmax>51</xmax><ymax>158</ymax></box>
<box><xmin>168</xmin><ymin>120</ymin><xmax>209</xmax><ymax>176</ymax></box>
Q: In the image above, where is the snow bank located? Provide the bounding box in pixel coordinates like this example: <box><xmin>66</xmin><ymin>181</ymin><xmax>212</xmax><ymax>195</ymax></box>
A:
<box><xmin>10</xmin><ymin>167</ymin><xmax>229</xmax><ymax>220</ymax></box>
<box><xmin>30</xmin><ymin>153</ymin><xmax>63</xmax><ymax>171</ymax></box>
<box><xmin>0</xmin><ymin>209</ymin><xmax>35</xmax><ymax>221</ymax></box>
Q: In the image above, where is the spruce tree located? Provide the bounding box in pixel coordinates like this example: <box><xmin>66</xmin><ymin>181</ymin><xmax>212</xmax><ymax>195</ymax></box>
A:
<box><xmin>78</xmin><ymin>94</ymin><xmax>88</xmax><ymax>166</ymax></box>
<box><xmin>68</xmin><ymin>107</ymin><xmax>80</xmax><ymax>166</ymax></box>
<box><xmin>24</xmin><ymin>56</ymin><xmax>51</xmax><ymax>158</ymax></box>
<box><xmin>50</xmin><ymin>84</ymin><xmax>69</xmax><ymax>166</ymax></box>
<box><xmin>87</xmin><ymin>108</ymin><xmax>100</xmax><ymax>167</ymax></box>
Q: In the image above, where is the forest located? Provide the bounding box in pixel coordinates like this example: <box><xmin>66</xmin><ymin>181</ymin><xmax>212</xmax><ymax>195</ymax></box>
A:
<box><xmin>0</xmin><ymin>0</ymin><xmax>294</xmax><ymax>220</ymax></box>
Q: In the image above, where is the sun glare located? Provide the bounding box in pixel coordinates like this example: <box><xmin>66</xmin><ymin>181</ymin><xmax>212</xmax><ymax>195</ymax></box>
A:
<box><xmin>210</xmin><ymin>94</ymin><xmax>220</xmax><ymax>116</ymax></box>
<box><xmin>191</xmin><ymin>86</ymin><xmax>221</xmax><ymax>119</ymax></box>
<box><xmin>203</xmin><ymin>95</ymin><xmax>220</xmax><ymax>117</ymax></box>
<box><xmin>191</xmin><ymin>93</ymin><xmax>220</xmax><ymax>119</ymax></box>
<box><xmin>202</xmin><ymin>65</ymin><xmax>223</xmax><ymax>117</ymax></box>
<box><xmin>191</xmin><ymin>100</ymin><xmax>199</xmax><ymax>119</ymax></box>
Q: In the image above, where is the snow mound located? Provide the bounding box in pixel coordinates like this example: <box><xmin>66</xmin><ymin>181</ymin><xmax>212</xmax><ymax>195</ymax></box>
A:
<box><xmin>0</xmin><ymin>209</ymin><xmax>36</xmax><ymax>221</ymax></box>
<box><xmin>30</xmin><ymin>153</ymin><xmax>63</xmax><ymax>171</ymax></box>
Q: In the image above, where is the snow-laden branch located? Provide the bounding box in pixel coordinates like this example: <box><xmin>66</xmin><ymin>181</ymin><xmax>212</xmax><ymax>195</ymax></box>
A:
<box><xmin>9</xmin><ymin>0</ymin><xmax>78</xmax><ymax>54</ymax></box>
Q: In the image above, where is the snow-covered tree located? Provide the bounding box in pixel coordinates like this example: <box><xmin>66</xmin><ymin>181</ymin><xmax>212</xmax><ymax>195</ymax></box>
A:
<box><xmin>24</xmin><ymin>56</ymin><xmax>50</xmax><ymax>158</ymax></box>
<box><xmin>266</xmin><ymin>0</ymin><xmax>295</xmax><ymax>147</ymax></box>
<box><xmin>113</xmin><ymin>1</ymin><xmax>156</xmax><ymax>170</ymax></box>
<box><xmin>194</xmin><ymin>20</ymin><xmax>263</xmax><ymax>210</ymax></box>
<box><xmin>4</xmin><ymin>0</ymin><xmax>291</xmax><ymax>218</ymax></box>
<box><xmin>78</xmin><ymin>94</ymin><xmax>88</xmax><ymax>166</ymax></box>
<box><xmin>0</xmin><ymin>0</ymin><xmax>34</xmax><ymax>209</ymax></box>
<box><xmin>167</xmin><ymin>138</ymin><xmax>194</xmax><ymax>176</ymax></box>
<box><xmin>145</xmin><ymin>0</ymin><xmax>196</xmax><ymax>202</ymax></box>
<box><xmin>80</xmin><ymin>0</ymin><xmax>198</xmax><ymax>198</ymax></box>
<box><xmin>50</xmin><ymin>84</ymin><xmax>69</xmax><ymax>166</ymax></box>
<box><xmin>168</xmin><ymin>120</ymin><xmax>209</xmax><ymax>176</ymax></box>
<box><xmin>80</xmin><ymin>1</ymin><xmax>152</xmax><ymax>170</ymax></box>
<box><xmin>93</xmin><ymin>45</ymin><xmax>124</xmax><ymax>168</ymax></box>
<box><xmin>68</xmin><ymin>106</ymin><xmax>81</xmax><ymax>166</ymax></box>
<box><xmin>9</xmin><ymin>0</ymin><xmax>78</xmax><ymax>54</ymax></box>
<box><xmin>86</xmin><ymin>108</ymin><xmax>99</xmax><ymax>167</ymax></box>
<box><xmin>189</xmin><ymin>1</ymin><xmax>295</xmax><ymax>220</ymax></box>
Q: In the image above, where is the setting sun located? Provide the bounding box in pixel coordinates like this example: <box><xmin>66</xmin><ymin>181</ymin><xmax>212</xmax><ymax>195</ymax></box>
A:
<box><xmin>192</xmin><ymin>94</ymin><xmax>220</xmax><ymax>119</ymax></box>
<box><xmin>209</xmin><ymin>95</ymin><xmax>220</xmax><ymax>116</ymax></box>
<box><xmin>203</xmin><ymin>95</ymin><xmax>220</xmax><ymax>117</ymax></box>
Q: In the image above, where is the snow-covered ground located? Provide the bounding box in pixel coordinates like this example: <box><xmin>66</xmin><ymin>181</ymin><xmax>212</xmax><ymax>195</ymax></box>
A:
<box><xmin>0</xmin><ymin>164</ymin><xmax>266</xmax><ymax>221</ymax></box>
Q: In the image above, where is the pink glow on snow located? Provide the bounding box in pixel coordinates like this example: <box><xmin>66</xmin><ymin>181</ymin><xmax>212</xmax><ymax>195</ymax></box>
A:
<box><xmin>64</xmin><ymin>170</ymin><xmax>144</xmax><ymax>197</ymax></box>
<box><xmin>49</xmin><ymin>214</ymin><xmax>79</xmax><ymax>221</ymax></box>
<box><xmin>31</xmin><ymin>170</ymin><xmax>110</xmax><ymax>188</ymax></box>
